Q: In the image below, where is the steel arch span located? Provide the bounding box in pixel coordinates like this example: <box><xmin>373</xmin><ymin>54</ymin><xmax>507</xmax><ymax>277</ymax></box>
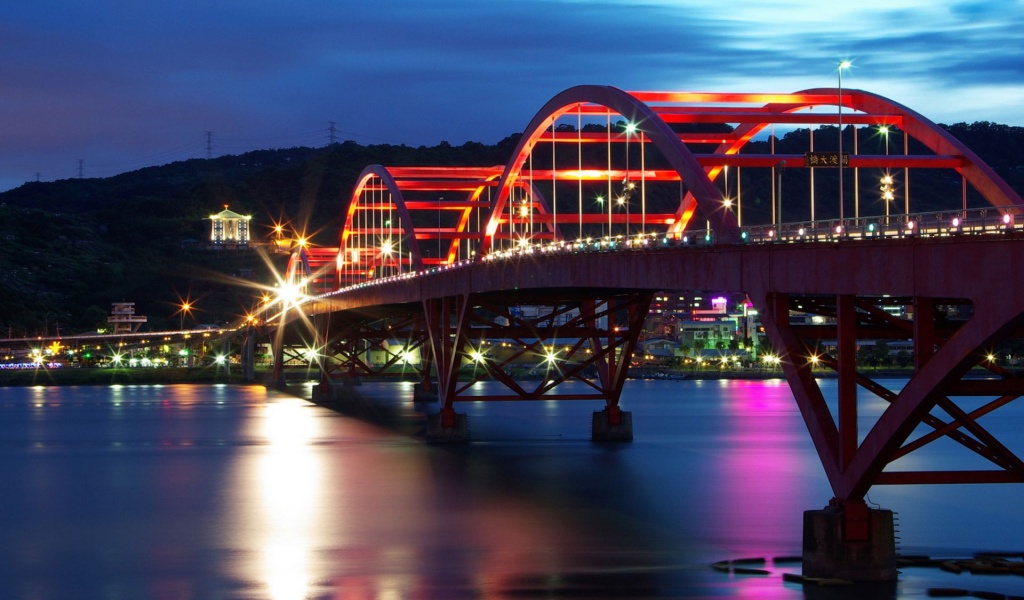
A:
<box><xmin>289</xmin><ymin>84</ymin><xmax>1022</xmax><ymax>290</ymax></box>
<box><xmin>267</xmin><ymin>84</ymin><xmax>1024</xmax><ymax>581</ymax></box>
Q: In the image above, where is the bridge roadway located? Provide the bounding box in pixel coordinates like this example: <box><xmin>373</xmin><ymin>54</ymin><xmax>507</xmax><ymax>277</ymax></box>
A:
<box><xmin>306</xmin><ymin>230</ymin><xmax>1013</xmax><ymax>314</ymax></box>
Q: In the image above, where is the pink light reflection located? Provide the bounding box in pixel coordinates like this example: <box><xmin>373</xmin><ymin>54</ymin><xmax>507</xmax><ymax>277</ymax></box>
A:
<box><xmin>705</xmin><ymin>379</ymin><xmax>829</xmax><ymax>558</ymax></box>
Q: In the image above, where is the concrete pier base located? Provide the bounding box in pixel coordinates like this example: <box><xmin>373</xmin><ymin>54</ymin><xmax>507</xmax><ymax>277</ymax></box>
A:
<box><xmin>425</xmin><ymin>412</ymin><xmax>469</xmax><ymax>443</ymax></box>
<box><xmin>311</xmin><ymin>384</ymin><xmax>330</xmax><ymax>403</ymax></box>
<box><xmin>803</xmin><ymin>503</ymin><xmax>897</xmax><ymax>582</ymax></box>
<box><xmin>591</xmin><ymin>409</ymin><xmax>633</xmax><ymax>441</ymax></box>
<box><xmin>412</xmin><ymin>381</ymin><xmax>439</xmax><ymax>403</ymax></box>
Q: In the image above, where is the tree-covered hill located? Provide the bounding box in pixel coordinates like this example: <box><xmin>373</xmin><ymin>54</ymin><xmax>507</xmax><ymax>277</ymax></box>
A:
<box><xmin>0</xmin><ymin>138</ymin><xmax>520</xmax><ymax>336</ymax></box>
<box><xmin>1</xmin><ymin>123</ymin><xmax>1021</xmax><ymax>338</ymax></box>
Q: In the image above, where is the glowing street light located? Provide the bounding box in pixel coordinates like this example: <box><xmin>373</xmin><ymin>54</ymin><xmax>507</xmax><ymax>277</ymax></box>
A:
<box><xmin>878</xmin><ymin>125</ymin><xmax>890</xmax><ymax>156</ymax></box>
<box><xmin>880</xmin><ymin>174</ymin><xmax>895</xmax><ymax>224</ymax></box>
<box><xmin>276</xmin><ymin>282</ymin><xmax>304</xmax><ymax>310</ymax></box>
<box><xmin>837</xmin><ymin>60</ymin><xmax>852</xmax><ymax>224</ymax></box>
<box><xmin>179</xmin><ymin>301</ymin><xmax>192</xmax><ymax>331</ymax></box>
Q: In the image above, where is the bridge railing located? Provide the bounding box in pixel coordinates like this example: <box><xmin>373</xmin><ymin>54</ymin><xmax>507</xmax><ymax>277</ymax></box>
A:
<box><xmin>300</xmin><ymin>205</ymin><xmax>1020</xmax><ymax>306</ymax></box>
<box><xmin>743</xmin><ymin>205</ymin><xmax>1018</xmax><ymax>244</ymax></box>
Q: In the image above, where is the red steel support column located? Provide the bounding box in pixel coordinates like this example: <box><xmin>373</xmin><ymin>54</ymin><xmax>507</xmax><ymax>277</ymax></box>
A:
<box><xmin>422</xmin><ymin>295</ymin><xmax>471</xmax><ymax>441</ymax></box>
<box><xmin>590</xmin><ymin>292</ymin><xmax>653</xmax><ymax>440</ymax></box>
<box><xmin>607</xmin><ymin>292</ymin><xmax>653</xmax><ymax>420</ymax></box>
<box><xmin>837</xmin><ymin>295</ymin><xmax>858</xmax><ymax>470</ymax></box>
<box><xmin>759</xmin><ymin>292</ymin><xmax>842</xmax><ymax>491</ymax></box>
<box><xmin>583</xmin><ymin>299</ymin><xmax>610</xmax><ymax>390</ymax></box>
<box><xmin>913</xmin><ymin>296</ymin><xmax>935</xmax><ymax>370</ymax></box>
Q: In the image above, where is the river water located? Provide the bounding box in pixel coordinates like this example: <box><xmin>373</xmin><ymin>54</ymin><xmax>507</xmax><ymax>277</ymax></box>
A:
<box><xmin>1</xmin><ymin>378</ymin><xmax>1021</xmax><ymax>599</ymax></box>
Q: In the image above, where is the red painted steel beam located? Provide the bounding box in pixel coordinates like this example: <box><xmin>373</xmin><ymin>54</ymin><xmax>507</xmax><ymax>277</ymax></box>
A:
<box><xmin>947</xmin><ymin>379</ymin><xmax>1024</xmax><ymax>395</ymax></box>
<box><xmin>411</xmin><ymin>231</ymin><xmax>480</xmax><ymax>240</ymax></box>
<box><xmin>875</xmin><ymin>471</ymin><xmax>1024</xmax><ymax>485</ymax></box>
<box><xmin>386</xmin><ymin>166</ymin><xmax>503</xmax><ymax>178</ymax></box>
<box><xmin>656</xmin><ymin>112</ymin><xmax>902</xmax><ymax>125</ymax></box>
<box><xmin>491</xmin><ymin>213</ymin><xmax>677</xmax><ymax>225</ymax></box>
<box><xmin>400</xmin><ymin>201</ymin><xmax>491</xmax><ymax>210</ymax></box>
<box><xmin>536</xmin><ymin>131</ymin><xmax>737</xmax><ymax>145</ymax></box>
<box><xmin>837</xmin><ymin>295</ymin><xmax>858</xmax><ymax>470</ymax></box>
<box><xmin>627</xmin><ymin>91</ymin><xmax>847</xmax><ymax>104</ymax></box>
<box><xmin>391</xmin><ymin>181</ymin><xmax>497</xmax><ymax>191</ymax></box>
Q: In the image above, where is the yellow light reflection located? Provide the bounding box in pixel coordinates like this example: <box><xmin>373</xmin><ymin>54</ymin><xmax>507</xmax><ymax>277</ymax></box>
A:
<box><xmin>257</xmin><ymin>400</ymin><xmax>321</xmax><ymax>600</ymax></box>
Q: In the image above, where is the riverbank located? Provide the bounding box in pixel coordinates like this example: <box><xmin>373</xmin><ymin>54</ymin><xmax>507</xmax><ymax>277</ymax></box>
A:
<box><xmin>0</xmin><ymin>365</ymin><xmax>918</xmax><ymax>387</ymax></box>
<box><xmin>0</xmin><ymin>366</ymin><xmax>260</xmax><ymax>387</ymax></box>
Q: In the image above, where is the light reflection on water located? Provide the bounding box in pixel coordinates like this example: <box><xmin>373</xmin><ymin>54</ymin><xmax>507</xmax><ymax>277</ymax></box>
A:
<box><xmin>0</xmin><ymin>379</ymin><xmax>1021</xmax><ymax>598</ymax></box>
<box><xmin>255</xmin><ymin>400</ymin><xmax>320</xmax><ymax>599</ymax></box>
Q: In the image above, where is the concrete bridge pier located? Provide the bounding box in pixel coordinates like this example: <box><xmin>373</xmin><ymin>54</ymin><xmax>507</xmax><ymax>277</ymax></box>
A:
<box><xmin>241</xmin><ymin>329</ymin><xmax>255</xmax><ymax>382</ymax></box>
<box><xmin>412</xmin><ymin>379</ymin><xmax>438</xmax><ymax>403</ymax></box>
<box><xmin>592</xmin><ymin>406</ymin><xmax>633</xmax><ymax>441</ymax></box>
<box><xmin>802</xmin><ymin>499</ymin><xmax>897</xmax><ymax>582</ymax></box>
<box><xmin>425</xmin><ymin>407</ymin><xmax>468</xmax><ymax>443</ymax></box>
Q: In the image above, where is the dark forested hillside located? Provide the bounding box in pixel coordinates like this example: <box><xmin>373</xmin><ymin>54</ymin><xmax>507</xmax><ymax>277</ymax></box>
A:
<box><xmin>0</xmin><ymin>138</ymin><xmax>520</xmax><ymax>336</ymax></box>
<box><xmin>1</xmin><ymin>123</ymin><xmax>1021</xmax><ymax>337</ymax></box>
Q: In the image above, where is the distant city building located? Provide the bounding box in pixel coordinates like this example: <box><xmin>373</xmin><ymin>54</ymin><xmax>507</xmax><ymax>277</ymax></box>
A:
<box><xmin>208</xmin><ymin>205</ymin><xmax>251</xmax><ymax>248</ymax></box>
<box><xmin>108</xmin><ymin>302</ymin><xmax>147</xmax><ymax>334</ymax></box>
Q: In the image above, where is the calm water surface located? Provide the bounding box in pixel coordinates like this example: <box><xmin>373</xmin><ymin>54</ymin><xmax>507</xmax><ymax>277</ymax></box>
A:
<box><xmin>1</xmin><ymin>379</ymin><xmax>1021</xmax><ymax>599</ymax></box>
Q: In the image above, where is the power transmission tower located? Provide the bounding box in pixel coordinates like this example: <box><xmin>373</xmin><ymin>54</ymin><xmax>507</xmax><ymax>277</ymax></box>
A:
<box><xmin>77</xmin><ymin>159</ymin><xmax>84</xmax><ymax>178</ymax></box>
<box><xmin>328</xmin><ymin>121</ymin><xmax>337</xmax><ymax>146</ymax></box>
<box><xmin>205</xmin><ymin>131</ymin><xmax>214</xmax><ymax>159</ymax></box>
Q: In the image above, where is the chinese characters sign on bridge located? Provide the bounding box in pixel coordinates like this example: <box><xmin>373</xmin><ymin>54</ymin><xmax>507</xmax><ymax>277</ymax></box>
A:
<box><xmin>804</xmin><ymin>152</ymin><xmax>849</xmax><ymax>167</ymax></box>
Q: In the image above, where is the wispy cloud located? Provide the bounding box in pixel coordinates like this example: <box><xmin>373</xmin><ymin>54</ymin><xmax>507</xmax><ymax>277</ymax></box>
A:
<box><xmin>0</xmin><ymin>0</ymin><xmax>1020</xmax><ymax>190</ymax></box>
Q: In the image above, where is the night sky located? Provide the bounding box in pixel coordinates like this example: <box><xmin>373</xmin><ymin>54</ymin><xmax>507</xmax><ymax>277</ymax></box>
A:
<box><xmin>2</xmin><ymin>0</ymin><xmax>1022</xmax><ymax>192</ymax></box>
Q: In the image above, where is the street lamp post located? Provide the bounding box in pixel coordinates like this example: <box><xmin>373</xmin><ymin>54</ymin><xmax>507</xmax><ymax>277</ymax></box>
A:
<box><xmin>879</xmin><ymin>125</ymin><xmax>892</xmax><ymax>227</ymax></box>
<box><xmin>837</xmin><ymin>60</ymin><xmax>851</xmax><ymax>226</ymax></box>
<box><xmin>880</xmin><ymin>174</ymin><xmax>895</xmax><ymax>226</ymax></box>
<box><xmin>624</xmin><ymin>122</ymin><xmax>636</xmax><ymax>235</ymax></box>
<box><xmin>776</xmin><ymin>161</ymin><xmax>786</xmax><ymax>235</ymax></box>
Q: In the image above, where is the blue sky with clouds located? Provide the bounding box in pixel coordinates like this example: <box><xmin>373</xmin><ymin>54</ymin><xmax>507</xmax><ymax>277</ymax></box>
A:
<box><xmin>1</xmin><ymin>0</ymin><xmax>1022</xmax><ymax>191</ymax></box>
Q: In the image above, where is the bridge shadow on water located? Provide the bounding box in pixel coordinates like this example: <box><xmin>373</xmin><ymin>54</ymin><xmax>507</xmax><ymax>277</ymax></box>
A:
<box><xmin>281</xmin><ymin>379</ymin><xmax>911</xmax><ymax>600</ymax></box>
<box><xmin>301</xmin><ymin>380</ymin><xmax>688</xmax><ymax>598</ymax></box>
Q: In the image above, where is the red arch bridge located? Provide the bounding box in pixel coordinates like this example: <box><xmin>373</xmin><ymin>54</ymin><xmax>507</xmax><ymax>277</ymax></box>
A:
<box><xmin>265</xmin><ymin>85</ymin><xmax>1024</xmax><ymax>580</ymax></box>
